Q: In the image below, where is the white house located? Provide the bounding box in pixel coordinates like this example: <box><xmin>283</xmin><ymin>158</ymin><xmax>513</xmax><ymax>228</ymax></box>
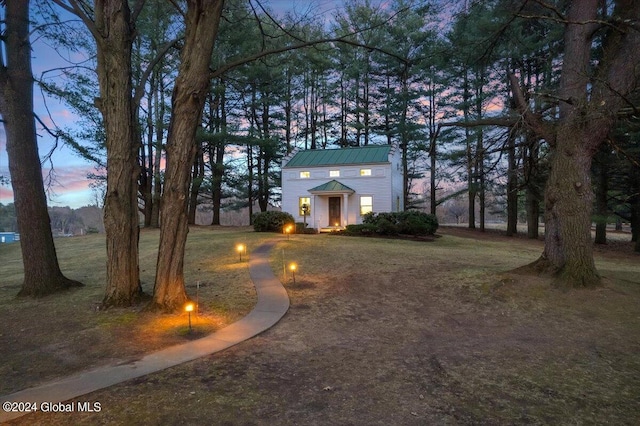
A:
<box><xmin>281</xmin><ymin>144</ymin><xmax>404</xmax><ymax>231</ymax></box>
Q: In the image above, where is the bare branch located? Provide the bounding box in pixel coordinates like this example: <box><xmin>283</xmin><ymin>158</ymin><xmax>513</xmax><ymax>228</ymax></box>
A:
<box><xmin>508</xmin><ymin>72</ymin><xmax>556</xmax><ymax>145</ymax></box>
<box><xmin>210</xmin><ymin>36</ymin><xmax>408</xmax><ymax>79</ymax></box>
<box><xmin>167</xmin><ymin>0</ymin><xmax>186</xmax><ymax>19</ymax></box>
<box><xmin>51</xmin><ymin>0</ymin><xmax>99</xmax><ymax>41</ymax></box>
<box><xmin>439</xmin><ymin>116</ymin><xmax>519</xmax><ymax>128</ymax></box>
<box><xmin>607</xmin><ymin>137</ymin><xmax>640</xmax><ymax>168</ymax></box>
<box><xmin>530</xmin><ymin>0</ymin><xmax>566</xmax><ymax>21</ymax></box>
<box><xmin>132</xmin><ymin>38</ymin><xmax>181</xmax><ymax>108</ymax></box>
<box><xmin>130</xmin><ymin>0</ymin><xmax>147</xmax><ymax>23</ymax></box>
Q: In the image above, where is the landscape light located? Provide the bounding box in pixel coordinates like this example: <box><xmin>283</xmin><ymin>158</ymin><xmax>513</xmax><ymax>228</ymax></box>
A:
<box><xmin>185</xmin><ymin>302</ymin><xmax>195</xmax><ymax>333</ymax></box>
<box><xmin>289</xmin><ymin>262</ymin><xmax>297</xmax><ymax>285</ymax></box>
<box><xmin>284</xmin><ymin>224</ymin><xmax>293</xmax><ymax>240</ymax></box>
<box><xmin>236</xmin><ymin>243</ymin><xmax>245</xmax><ymax>261</ymax></box>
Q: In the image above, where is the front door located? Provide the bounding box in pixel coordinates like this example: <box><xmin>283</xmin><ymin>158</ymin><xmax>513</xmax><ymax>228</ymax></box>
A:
<box><xmin>328</xmin><ymin>197</ymin><xmax>341</xmax><ymax>227</ymax></box>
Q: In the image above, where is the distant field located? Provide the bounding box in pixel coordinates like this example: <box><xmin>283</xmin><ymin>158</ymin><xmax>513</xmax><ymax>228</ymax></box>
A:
<box><xmin>442</xmin><ymin>221</ymin><xmax>633</xmax><ymax>242</ymax></box>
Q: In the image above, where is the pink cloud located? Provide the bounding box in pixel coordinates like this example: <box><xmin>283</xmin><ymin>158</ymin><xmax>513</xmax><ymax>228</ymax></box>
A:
<box><xmin>0</xmin><ymin>185</ymin><xmax>14</xmax><ymax>205</ymax></box>
<box><xmin>1</xmin><ymin>165</ymin><xmax>101</xmax><ymax>208</ymax></box>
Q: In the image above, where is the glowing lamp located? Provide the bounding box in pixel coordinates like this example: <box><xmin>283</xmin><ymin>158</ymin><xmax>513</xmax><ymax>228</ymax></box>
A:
<box><xmin>185</xmin><ymin>302</ymin><xmax>195</xmax><ymax>333</ymax></box>
<box><xmin>284</xmin><ymin>224</ymin><xmax>293</xmax><ymax>240</ymax></box>
<box><xmin>236</xmin><ymin>243</ymin><xmax>245</xmax><ymax>261</ymax></box>
<box><xmin>289</xmin><ymin>262</ymin><xmax>297</xmax><ymax>284</ymax></box>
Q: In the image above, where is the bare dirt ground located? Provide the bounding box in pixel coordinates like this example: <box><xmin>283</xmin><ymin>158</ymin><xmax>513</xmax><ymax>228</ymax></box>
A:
<box><xmin>7</xmin><ymin>228</ymin><xmax>640</xmax><ymax>425</ymax></box>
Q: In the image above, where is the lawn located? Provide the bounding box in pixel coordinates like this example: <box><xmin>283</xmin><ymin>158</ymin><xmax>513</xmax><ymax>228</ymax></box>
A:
<box><xmin>2</xmin><ymin>227</ymin><xmax>640</xmax><ymax>425</ymax></box>
<box><xmin>0</xmin><ymin>226</ymin><xmax>268</xmax><ymax>396</ymax></box>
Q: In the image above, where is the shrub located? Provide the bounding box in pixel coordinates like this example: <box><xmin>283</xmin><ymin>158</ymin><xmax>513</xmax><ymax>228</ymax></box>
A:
<box><xmin>374</xmin><ymin>217</ymin><xmax>398</xmax><ymax>235</ymax></box>
<box><xmin>362</xmin><ymin>212</ymin><xmax>376</xmax><ymax>224</ymax></box>
<box><xmin>295</xmin><ymin>222</ymin><xmax>317</xmax><ymax>234</ymax></box>
<box><xmin>344</xmin><ymin>224</ymin><xmax>375</xmax><ymax>236</ymax></box>
<box><xmin>252</xmin><ymin>211</ymin><xmax>295</xmax><ymax>232</ymax></box>
<box><xmin>346</xmin><ymin>211</ymin><xmax>438</xmax><ymax>237</ymax></box>
<box><xmin>397</xmin><ymin>210</ymin><xmax>439</xmax><ymax>235</ymax></box>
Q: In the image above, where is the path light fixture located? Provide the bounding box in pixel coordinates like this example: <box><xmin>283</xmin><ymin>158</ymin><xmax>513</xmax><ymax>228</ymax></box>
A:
<box><xmin>284</xmin><ymin>224</ymin><xmax>293</xmax><ymax>240</ymax></box>
<box><xmin>236</xmin><ymin>243</ymin><xmax>246</xmax><ymax>261</ymax></box>
<box><xmin>289</xmin><ymin>262</ymin><xmax>297</xmax><ymax>285</ymax></box>
<box><xmin>185</xmin><ymin>302</ymin><xmax>195</xmax><ymax>333</ymax></box>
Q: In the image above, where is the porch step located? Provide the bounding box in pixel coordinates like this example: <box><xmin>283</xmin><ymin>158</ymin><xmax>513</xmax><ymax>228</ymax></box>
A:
<box><xmin>319</xmin><ymin>226</ymin><xmax>345</xmax><ymax>233</ymax></box>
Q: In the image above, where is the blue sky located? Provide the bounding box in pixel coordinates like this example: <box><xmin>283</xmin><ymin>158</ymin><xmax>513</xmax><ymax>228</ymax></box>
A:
<box><xmin>0</xmin><ymin>34</ymin><xmax>97</xmax><ymax>208</ymax></box>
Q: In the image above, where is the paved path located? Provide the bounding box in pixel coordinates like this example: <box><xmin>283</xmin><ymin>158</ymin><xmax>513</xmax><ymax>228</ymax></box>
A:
<box><xmin>0</xmin><ymin>241</ymin><xmax>289</xmax><ymax>423</ymax></box>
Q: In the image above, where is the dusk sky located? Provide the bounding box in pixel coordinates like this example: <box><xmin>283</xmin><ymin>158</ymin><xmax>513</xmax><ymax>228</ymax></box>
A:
<box><xmin>0</xmin><ymin>0</ymin><xmax>387</xmax><ymax>209</ymax></box>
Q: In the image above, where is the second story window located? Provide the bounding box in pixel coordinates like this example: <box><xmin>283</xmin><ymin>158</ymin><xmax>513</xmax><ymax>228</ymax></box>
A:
<box><xmin>360</xmin><ymin>168</ymin><xmax>372</xmax><ymax>176</ymax></box>
<box><xmin>330</xmin><ymin>170</ymin><xmax>340</xmax><ymax>177</ymax></box>
<box><xmin>300</xmin><ymin>171</ymin><xmax>310</xmax><ymax>178</ymax></box>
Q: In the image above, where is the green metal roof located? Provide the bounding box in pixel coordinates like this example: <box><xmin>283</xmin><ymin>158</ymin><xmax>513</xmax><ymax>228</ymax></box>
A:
<box><xmin>308</xmin><ymin>180</ymin><xmax>355</xmax><ymax>193</ymax></box>
<box><xmin>284</xmin><ymin>145</ymin><xmax>391</xmax><ymax>168</ymax></box>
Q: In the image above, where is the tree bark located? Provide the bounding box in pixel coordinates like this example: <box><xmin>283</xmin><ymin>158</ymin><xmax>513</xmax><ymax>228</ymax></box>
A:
<box><xmin>93</xmin><ymin>0</ymin><xmax>142</xmax><ymax>306</ymax></box>
<box><xmin>210</xmin><ymin>142</ymin><xmax>224</xmax><ymax>225</ymax></box>
<box><xmin>152</xmin><ymin>0</ymin><xmax>224</xmax><ymax>312</ymax></box>
<box><xmin>0</xmin><ymin>0</ymin><xmax>83</xmax><ymax>297</ymax></box>
<box><xmin>524</xmin><ymin>133</ymin><xmax>541</xmax><ymax>239</ymax></box>
<box><xmin>506</xmin><ymin>127</ymin><xmax>518</xmax><ymax>236</ymax></box>
<box><xmin>150</xmin><ymin>71</ymin><xmax>166</xmax><ymax>229</ymax></box>
<box><xmin>513</xmin><ymin>0</ymin><xmax>640</xmax><ymax>286</ymax></box>
<box><xmin>537</xmin><ymin>126</ymin><xmax>600</xmax><ymax>286</ymax></box>
<box><xmin>187</xmin><ymin>147</ymin><xmax>204</xmax><ymax>225</ymax></box>
<box><xmin>593</xmin><ymin>147</ymin><xmax>610</xmax><ymax>245</ymax></box>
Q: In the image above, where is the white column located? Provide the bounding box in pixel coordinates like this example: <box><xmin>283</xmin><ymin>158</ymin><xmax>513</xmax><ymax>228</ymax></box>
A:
<box><xmin>342</xmin><ymin>193</ymin><xmax>349</xmax><ymax>226</ymax></box>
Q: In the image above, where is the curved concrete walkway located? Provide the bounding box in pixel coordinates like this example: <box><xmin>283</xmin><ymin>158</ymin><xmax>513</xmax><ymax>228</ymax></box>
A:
<box><xmin>0</xmin><ymin>241</ymin><xmax>289</xmax><ymax>423</ymax></box>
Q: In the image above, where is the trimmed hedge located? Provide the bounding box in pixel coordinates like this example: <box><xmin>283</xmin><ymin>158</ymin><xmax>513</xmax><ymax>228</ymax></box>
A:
<box><xmin>295</xmin><ymin>222</ymin><xmax>317</xmax><ymax>234</ymax></box>
<box><xmin>352</xmin><ymin>211</ymin><xmax>438</xmax><ymax>236</ymax></box>
<box><xmin>252</xmin><ymin>211</ymin><xmax>295</xmax><ymax>232</ymax></box>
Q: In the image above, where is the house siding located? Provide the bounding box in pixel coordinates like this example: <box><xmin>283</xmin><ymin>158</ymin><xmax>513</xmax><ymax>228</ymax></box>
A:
<box><xmin>282</xmin><ymin>145</ymin><xmax>403</xmax><ymax>230</ymax></box>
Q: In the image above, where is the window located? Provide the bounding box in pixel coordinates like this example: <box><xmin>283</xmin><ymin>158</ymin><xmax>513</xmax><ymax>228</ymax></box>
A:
<box><xmin>300</xmin><ymin>171</ymin><xmax>311</xmax><ymax>178</ymax></box>
<box><xmin>299</xmin><ymin>197</ymin><xmax>311</xmax><ymax>216</ymax></box>
<box><xmin>329</xmin><ymin>170</ymin><xmax>340</xmax><ymax>177</ymax></box>
<box><xmin>360</xmin><ymin>168</ymin><xmax>372</xmax><ymax>176</ymax></box>
<box><xmin>360</xmin><ymin>196</ymin><xmax>373</xmax><ymax>215</ymax></box>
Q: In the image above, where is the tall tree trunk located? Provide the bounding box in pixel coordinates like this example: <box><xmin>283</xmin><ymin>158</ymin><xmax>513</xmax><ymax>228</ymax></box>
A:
<box><xmin>593</xmin><ymin>147</ymin><xmax>609</xmax><ymax>244</ymax></box>
<box><xmin>525</xmin><ymin>134</ymin><xmax>541</xmax><ymax>239</ymax></box>
<box><xmin>94</xmin><ymin>0</ymin><xmax>142</xmax><ymax>307</ymax></box>
<box><xmin>152</xmin><ymin>0</ymin><xmax>224</xmax><ymax>311</ymax></box>
<box><xmin>187</xmin><ymin>147</ymin><xmax>204</xmax><ymax>225</ymax></box>
<box><xmin>463</xmin><ymin>71</ymin><xmax>476</xmax><ymax>229</ymax></box>
<box><xmin>429</xmin><ymin>130</ymin><xmax>438</xmax><ymax>216</ymax></box>
<box><xmin>538</xmin><ymin>130</ymin><xmax>599</xmax><ymax>286</ymax></box>
<box><xmin>210</xmin><ymin>142</ymin><xmax>224</xmax><ymax>225</ymax></box>
<box><xmin>506</xmin><ymin>127</ymin><xmax>518</xmax><ymax>236</ymax></box>
<box><xmin>210</xmin><ymin>83</ymin><xmax>226</xmax><ymax>226</ymax></box>
<box><xmin>512</xmin><ymin>0</ymin><xmax>640</xmax><ymax>286</ymax></box>
<box><xmin>150</xmin><ymin>72</ymin><xmax>166</xmax><ymax>228</ymax></box>
<box><xmin>477</xmin><ymin>131</ymin><xmax>485</xmax><ymax>232</ymax></box>
<box><xmin>142</xmin><ymin>95</ymin><xmax>154</xmax><ymax>228</ymax></box>
<box><xmin>0</xmin><ymin>0</ymin><xmax>83</xmax><ymax>297</ymax></box>
<box><xmin>630</xmin><ymin>168</ymin><xmax>640</xmax><ymax>252</ymax></box>
<box><xmin>248</xmin><ymin>144</ymin><xmax>254</xmax><ymax>224</ymax></box>
<box><xmin>284</xmin><ymin>69</ymin><xmax>293</xmax><ymax>153</ymax></box>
